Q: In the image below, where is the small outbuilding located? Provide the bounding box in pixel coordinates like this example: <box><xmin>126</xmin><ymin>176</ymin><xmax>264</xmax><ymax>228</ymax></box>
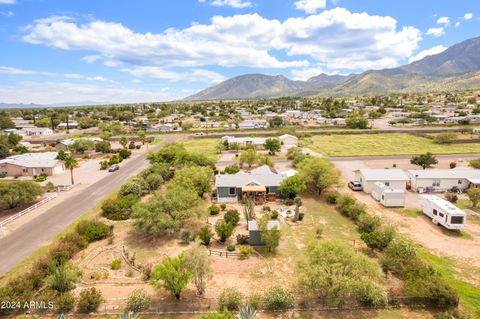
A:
<box><xmin>371</xmin><ymin>182</ymin><xmax>406</xmax><ymax>207</ymax></box>
<box><xmin>353</xmin><ymin>169</ymin><xmax>409</xmax><ymax>194</ymax></box>
<box><xmin>248</xmin><ymin>220</ymin><xmax>280</xmax><ymax>246</ymax></box>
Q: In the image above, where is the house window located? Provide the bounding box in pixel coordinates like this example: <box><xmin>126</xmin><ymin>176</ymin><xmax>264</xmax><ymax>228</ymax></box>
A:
<box><xmin>433</xmin><ymin>209</ymin><xmax>438</xmax><ymax>216</ymax></box>
<box><xmin>229</xmin><ymin>187</ymin><xmax>236</xmax><ymax>195</ymax></box>
<box><xmin>432</xmin><ymin>180</ymin><xmax>440</xmax><ymax>187</ymax></box>
<box><xmin>381</xmin><ymin>195</ymin><xmax>384</xmax><ymax>200</ymax></box>
<box><xmin>384</xmin><ymin>181</ymin><xmax>390</xmax><ymax>186</ymax></box>
<box><xmin>458</xmin><ymin>180</ymin><xmax>462</xmax><ymax>185</ymax></box>
<box><xmin>266</xmin><ymin>187</ymin><xmax>270</xmax><ymax>194</ymax></box>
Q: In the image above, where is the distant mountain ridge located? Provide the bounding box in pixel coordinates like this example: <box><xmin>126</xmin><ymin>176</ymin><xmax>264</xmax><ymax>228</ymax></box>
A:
<box><xmin>186</xmin><ymin>35</ymin><xmax>480</xmax><ymax>100</ymax></box>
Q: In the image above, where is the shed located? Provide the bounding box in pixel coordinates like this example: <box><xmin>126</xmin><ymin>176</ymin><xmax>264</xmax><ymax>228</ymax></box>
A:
<box><xmin>354</xmin><ymin>169</ymin><xmax>409</xmax><ymax>194</ymax></box>
<box><xmin>248</xmin><ymin>220</ymin><xmax>280</xmax><ymax>246</ymax></box>
<box><xmin>371</xmin><ymin>182</ymin><xmax>406</xmax><ymax>207</ymax></box>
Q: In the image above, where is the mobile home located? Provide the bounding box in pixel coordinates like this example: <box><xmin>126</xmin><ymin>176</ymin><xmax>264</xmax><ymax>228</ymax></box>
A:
<box><xmin>371</xmin><ymin>182</ymin><xmax>406</xmax><ymax>207</ymax></box>
<box><xmin>353</xmin><ymin>169</ymin><xmax>409</xmax><ymax>194</ymax></box>
<box><xmin>419</xmin><ymin>195</ymin><xmax>466</xmax><ymax>230</ymax></box>
<box><xmin>407</xmin><ymin>169</ymin><xmax>480</xmax><ymax>193</ymax></box>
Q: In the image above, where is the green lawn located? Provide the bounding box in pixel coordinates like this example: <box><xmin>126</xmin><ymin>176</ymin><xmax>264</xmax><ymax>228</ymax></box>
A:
<box><xmin>305</xmin><ymin>133</ymin><xmax>480</xmax><ymax>157</ymax></box>
<box><xmin>180</xmin><ymin>138</ymin><xmax>221</xmax><ymax>162</ymax></box>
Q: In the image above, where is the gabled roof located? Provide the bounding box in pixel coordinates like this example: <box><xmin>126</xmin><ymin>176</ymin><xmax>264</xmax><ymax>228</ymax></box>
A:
<box><xmin>215</xmin><ymin>165</ymin><xmax>287</xmax><ymax>187</ymax></box>
<box><xmin>354</xmin><ymin>169</ymin><xmax>409</xmax><ymax>181</ymax></box>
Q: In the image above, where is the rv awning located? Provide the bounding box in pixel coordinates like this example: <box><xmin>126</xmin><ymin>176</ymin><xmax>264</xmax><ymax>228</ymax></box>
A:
<box><xmin>242</xmin><ymin>185</ymin><xmax>266</xmax><ymax>192</ymax></box>
<box><xmin>467</xmin><ymin>178</ymin><xmax>480</xmax><ymax>185</ymax></box>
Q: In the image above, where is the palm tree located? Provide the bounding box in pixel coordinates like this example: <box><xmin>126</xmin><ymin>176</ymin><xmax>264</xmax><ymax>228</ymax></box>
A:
<box><xmin>63</xmin><ymin>155</ymin><xmax>78</xmax><ymax>185</ymax></box>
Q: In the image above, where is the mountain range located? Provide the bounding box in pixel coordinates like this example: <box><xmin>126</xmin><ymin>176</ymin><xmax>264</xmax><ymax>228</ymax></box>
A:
<box><xmin>186</xmin><ymin>35</ymin><xmax>480</xmax><ymax>100</ymax></box>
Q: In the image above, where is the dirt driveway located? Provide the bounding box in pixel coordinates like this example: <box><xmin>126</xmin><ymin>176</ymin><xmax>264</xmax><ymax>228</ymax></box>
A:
<box><xmin>332</xmin><ymin>158</ymin><xmax>480</xmax><ymax>267</ymax></box>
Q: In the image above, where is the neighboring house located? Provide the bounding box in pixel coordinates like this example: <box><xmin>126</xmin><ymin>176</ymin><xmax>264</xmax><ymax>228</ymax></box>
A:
<box><xmin>215</xmin><ymin>165</ymin><xmax>293</xmax><ymax>204</ymax></box>
<box><xmin>238</xmin><ymin>120</ymin><xmax>268</xmax><ymax>130</ymax></box>
<box><xmin>0</xmin><ymin>152</ymin><xmax>64</xmax><ymax>177</ymax></box>
<box><xmin>21</xmin><ymin>127</ymin><xmax>53</xmax><ymax>137</ymax></box>
<box><xmin>146</xmin><ymin>124</ymin><xmax>178</xmax><ymax>133</ymax></box>
<box><xmin>353</xmin><ymin>169</ymin><xmax>409</xmax><ymax>194</ymax></box>
<box><xmin>56</xmin><ymin>138</ymin><xmax>103</xmax><ymax>151</ymax></box>
<box><xmin>2</xmin><ymin>128</ymin><xmax>25</xmax><ymax>136</ymax></box>
<box><xmin>248</xmin><ymin>219</ymin><xmax>281</xmax><ymax>246</ymax></box>
<box><xmin>11</xmin><ymin>117</ymin><xmax>34</xmax><ymax>129</ymax></box>
<box><xmin>221</xmin><ymin>136</ymin><xmax>266</xmax><ymax>148</ymax></box>
<box><xmin>278</xmin><ymin>134</ymin><xmax>298</xmax><ymax>148</ymax></box>
<box><xmin>57</xmin><ymin>121</ymin><xmax>79</xmax><ymax>129</ymax></box>
<box><xmin>473</xmin><ymin>128</ymin><xmax>480</xmax><ymax>134</ymax></box>
<box><xmin>407</xmin><ymin>169</ymin><xmax>480</xmax><ymax>193</ymax></box>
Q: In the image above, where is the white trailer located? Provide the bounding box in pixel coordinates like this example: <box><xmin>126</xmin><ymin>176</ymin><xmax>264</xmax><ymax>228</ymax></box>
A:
<box><xmin>419</xmin><ymin>195</ymin><xmax>466</xmax><ymax>230</ymax></box>
<box><xmin>371</xmin><ymin>182</ymin><xmax>406</xmax><ymax>207</ymax></box>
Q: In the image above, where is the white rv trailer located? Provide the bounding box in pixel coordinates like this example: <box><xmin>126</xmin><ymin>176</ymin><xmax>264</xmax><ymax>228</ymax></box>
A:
<box><xmin>419</xmin><ymin>195</ymin><xmax>466</xmax><ymax>230</ymax></box>
<box><xmin>371</xmin><ymin>182</ymin><xmax>406</xmax><ymax>207</ymax></box>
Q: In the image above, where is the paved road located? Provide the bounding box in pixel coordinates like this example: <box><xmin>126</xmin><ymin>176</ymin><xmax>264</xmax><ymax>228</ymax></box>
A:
<box><xmin>0</xmin><ymin>135</ymin><xmax>181</xmax><ymax>277</ymax></box>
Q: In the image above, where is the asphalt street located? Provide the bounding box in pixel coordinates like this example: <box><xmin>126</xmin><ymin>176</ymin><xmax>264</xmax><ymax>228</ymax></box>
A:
<box><xmin>0</xmin><ymin>135</ymin><xmax>180</xmax><ymax>276</ymax></box>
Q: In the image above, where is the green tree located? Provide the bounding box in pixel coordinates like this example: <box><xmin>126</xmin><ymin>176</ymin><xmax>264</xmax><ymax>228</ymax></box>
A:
<box><xmin>215</xmin><ymin>221</ymin><xmax>234</xmax><ymax>243</ymax></box>
<box><xmin>7</xmin><ymin>133</ymin><xmax>22</xmax><ymax>147</ymax></box>
<box><xmin>172</xmin><ymin>165</ymin><xmax>214</xmax><ymax>197</ymax></box>
<box><xmin>184</xmin><ymin>244</ymin><xmax>212</xmax><ymax>295</ymax></box>
<box><xmin>0</xmin><ymin>113</ymin><xmax>15</xmax><ymax>129</ymax></box>
<box><xmin>239</xmin><ymin>148</ymin><xmax>258</xmax><ymax>168</ymax></box>
<box><xmin>410</xmin><ymin>152</ymin><xmax>438</xmax><ymax>169</ymax></box>
<box><xmin>0</xmin><ymin>144</ymin><xmax>9</xmax><ymax>159</ymax></box>
<box><xmin>120</xmin><ymin>137</ymin><xmax>129</xmax><ymax>149</ymax></box>
<box><xmin>63</xmin><ymin>155</ymin><xmax>79</xmax><ymax>185</ymax></box>
<box><xmin>467</xmin><ymin>187</ymin><xmax>480</xmax><ymax>207</ymax></box>
<box><xmin>346</xmin><ymin>113</ymin><xmax>369</xmax><ymax>129</ymax></box>
<box><xmin>433</xmin><ymin>132</ymin><xmax>456</xmax><ymax>145</ymax></box>
<box><xmin>95</xmin><ymin>141</ymin><xmax>111</xmax><ymax>153</ymax></box>
<box><xmin>258</xmin><ymin>217</ymin><xmax>281</xmax><ymax>253</ymax></box>
<box><xmin>264</xmin><ymin>138</ymin><xmax>281</xmax><ymax>155</ymax></box>
<box><xmin>297</xmin><ymin>240</ymin><xmax>385</xmax><ymax>307</ymax></box>
<box><xmin>198</xmin><ymin>226</ymin><xmax>213</xmax><ymax>246</ymax></box>
<box><xmin>150</xmin><ymin>254</ymin><xmax>191</xmax><ymax>299</ymax></box>
<box><xmin>70</xmin><ymin>139</ymin><xmax>94</xmax><ymax>154</ymax></box>
<box><xmin>278</xmin><ymin>175</ymin><xmax>306</xmax><ymax>199</ymax></box>
<box><xmin>0</xmin><ymin>180</ymin><xmax>44</xmax><ymax>210</ymax></box>
<box><xmin>297</xmin><ymin>157</ymin><xmax>340</xmax><ymax>194</ymax></box>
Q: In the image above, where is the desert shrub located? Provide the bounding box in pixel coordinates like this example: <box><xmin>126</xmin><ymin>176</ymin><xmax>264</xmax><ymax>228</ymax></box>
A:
<box><xmin>270</xmin><ymin>210</ymin><xmax>279</xmax><ymax>219</ymax></box>
<box><xmin>35</xmin><ymin>174</ymin><xmax>47</xmax><ymax>182</ymax></box>
<box><xmin>208</xmin><ymin>205</ymin><xmax>221</xmax><ymax>215</ymax></box>
<box><xmin>469</xmin><ymin>158</ymin><xmax>480</xmax><ymax>169</ymax></box>
<box><xmin>199</xmin><ymin>310</ymin><xmax>234</xmax><ymax>319</ymax></box>
<box><xmin>236</xmin><ymin>234</ymin><xmax>249</xmax><ymax>245</ymax></box>
<box><xmin>118</xmin><ymin>148</ymin><xmax>132</xmax><ymax>159</ymax></box>
<box><xmin>284</xmin><ymin>198</ymin><xmax>294</xmax><ymax>206</ymax></box>
<box><xmin>357</xmin><ymin>214</ymin><xmax>381</xmax><ymax>233</ymax></box>
<box><xmin>125</xmin><ymin>289</ymin><xmax>151</xmax><ymax>313</ymax></box>
<box><xmin>224</xmin><ymin>209</ymin><xmax>240</xmax><ymax>226</ymax></box>
<box><xmin>145</xmin><ymin>174</ymin><xmax>164</xmax><ymax>190</ymax></box>
<box><xmin>60</xmin><ymin>232</ymin><xmax>89</xmax><ymax>251</ymax></box>
<box><xmin>47</xmin><ymin>263</ymin><xmax>81</xmax><ymax>293</ymax></box>
<box><xmin>215</xmin><ymin>221</ymin><xmax>234</xmax><ymax>243</ymax></box>
<box><xmin>77</xmin><ymin>288</ymin><xmax>103</xmax><ymax>313</ymax></box>
<box><xmin>444</xmin><ymin>192</ymin><xmax>458</xmax><ymax>204</ymax></box>
<box><xmin>218</xmin><ymin>287</ymin><xmax>244</xmax><ymax>311</ymax></box>
<box><xmin>75</xmin><ymin>220</ymin><xmax>111</xmax><ymax>243</ymax></box>
<box><xmin>119</xmin><ymin>178</ymin><xmax>150</xmax><ymax>198</ymax></box>
<box><xmin>238</xmin><ymin>245</ymin><xmax>254</xmax><ymax>259</ymax></box>
<box><xmin>357</xmin><ymin>282</ymin><xmax>387</xmax><ymax>307</ymax></box>
<box><xmin>198</xmin><ymin>226</ymin><xmax>213</xmax><ymax>246</ymax></box>
<box><xmin>110</xmin><ymin>259</ymin><xmax>122</xmax><ymax>270</ymax></box>
<box><xmin>180</xmin><ymin>229</ymin><xmax>195</xmax><ymax>243</ymax></box>
<box><xmin>220</xmin><ymin>203</ymin><xmax>227</xmax><ymax>211</ymax></box>
<box><xmin>315</xmin><ymin>224</ymin><xmax>324</xmax><ymax>238</ymax></box>
<box><xmin>361</xmin><ymin>226</ymin><xmax>396</xmax><ymax>251</ymax></box>
<box><xmin>262</xmin><ymin>205</ymin><xmax>271</xmax><ymax>212</ymax></box>
<box><xmin>336</xmin><ymin>195</ymin><xmax>366</xmax><ymax>222</ymax></box>
<box><xmin>434</xmin><ymin>132</ymin><xmax>456</xmax><ymax>144</ymax></box>
<box><xmin>226</xmin><ymin>240</ymin><xmax>235</xmax><ymax>252</ymax></box>
<box><xmin>101</xmin><ymin>195</ymin><xmax>138</xmax><ymax>220</ymax></box>
<box><xmin>55</xmin><ymin>292</ymin><xmax>76</xmax><ymax>314</ymax></box>
<box><xmin>99</xmin><ymin>161</ymin><xmax>109</xmax><ymax>170</ymax></box>
<box><xmin>246</xmin><ymin>293</ymin><xmax>262</xmax><ymax>309</ymax></box>
<box><xmin>262</xmin><ymin>286</ymin><xmax>295</xmax><ymax>311</ymax></box>
<box><xmin>224</xmin><ymin>164</ymin><xmax>240</xmax><ymax>174</ymax></box>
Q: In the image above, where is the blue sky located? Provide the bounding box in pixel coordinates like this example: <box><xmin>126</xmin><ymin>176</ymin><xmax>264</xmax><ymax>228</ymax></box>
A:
<box><xmin>0</xmin><ymin>0</ymin><xmax>479</xmax><ymax>104</ymax></box>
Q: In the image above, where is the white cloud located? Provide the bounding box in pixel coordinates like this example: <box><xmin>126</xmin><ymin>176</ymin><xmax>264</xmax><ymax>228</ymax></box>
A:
<box><xmin>22</xmin><ymin>8</ymin><xmax>421</xmax><ymax>74</ymax></box>
<box><xmin>200</xmin><ymin>0</ymin><xmax>252</xmax><ymax>8</ymax></box>
<box><xmin>0</xmin><ymin>81</ymin><xmax>176</xmax><ymax>104</ymax></box>
<box><xmin>426</xmin><ymin>27</ymin><xmax>445</xmax><ymax>37</ymax></box>
<box><xmin>81</xmin><ymin>55</ymin><xmax>102</xmax><ymax>64</ymax></box>
<box><xmin>436</xmin><ymin>16</ymin><xmax>450</xmax><ymax>26</ymax></box>
<box><xmin>291</xmin><ymin>67</ymin><xmax>328</xmax><ymax>80</ymax></box>
<box><xmin>0</xmin><ymin>65</ymin><xmax>111</xmax><ymax>82</ymax></box>
<box><xmin>455</xmin><ymin>22</ymin><xmax>461</xmax><ymax>27</ymax></box>
<box><xmin>0</xmin><ymin>0</ymin><xmax>16</xmax><ymax>4</ymax></box>
<box><xmin>0</xmin><ymin>10</ymin><xmax>14</xmax><ymax>16</ymax></box>
<box><xmin>464</xmin><ymin>13</ymin><xmax>473</xmax><ymax>20</ymax></box>
<box><xmin>0</xmin><ymin>66</ymin><xmax>54</xmax><ymax>76</ymax></box>
<box><xmin>294</xmin><ymin>0</ymin><xmax>327</xmax><ymax>14</ymax></box>
<box><xmin>122</xmin><ymin>66</ymin><xmax>226</xmax><ymax>84</ymax></box>
<box><xmin>408</xmin><ymin>45</ymin><xmax>447</xmax><ymax>63</ymax></box>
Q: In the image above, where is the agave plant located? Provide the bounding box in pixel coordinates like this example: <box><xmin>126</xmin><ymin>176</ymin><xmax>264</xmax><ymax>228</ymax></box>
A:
<box><xmin>237</xmin><ymin>305</ymin><xmax>257</xmax><ymax>319</ymax></box>
<box><xmin>56</xmin><ymin>314</ymin><xmax>68</xmax><ymax>319</ymax></box>
<box><xmin>119</xmin><ymin>311</ymin><xmax>140</xmax><ymax>319</ymax></box>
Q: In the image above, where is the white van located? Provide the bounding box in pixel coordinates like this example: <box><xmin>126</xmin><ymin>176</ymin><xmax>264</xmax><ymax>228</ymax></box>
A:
<box><xmin>419</xmin><ymin>195</ymin><xmax>466</xmax><ymax>230</ymax></box>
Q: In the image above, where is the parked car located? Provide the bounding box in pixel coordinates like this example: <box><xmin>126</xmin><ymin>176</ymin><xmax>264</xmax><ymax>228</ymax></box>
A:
<box><xmin>348</xmin><ymin>181</ymin><xmax>363</xmax><ymax>191</ymax></box>
<box><xmin>194</xmin><ymin>132</ymin><xmax>205</xmax><ymax>136</ymax></box>
<box><xmin>108</xmin><ymin>164</ymin><xmax>120</xmax><ymax>172</ymax></box>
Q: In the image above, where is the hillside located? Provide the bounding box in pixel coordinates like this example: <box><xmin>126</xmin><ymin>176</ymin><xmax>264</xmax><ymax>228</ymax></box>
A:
<box><xmin>185</xmin><ymin>35</ymin><xmax>480</xmax><ymax>100</ymax></box>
